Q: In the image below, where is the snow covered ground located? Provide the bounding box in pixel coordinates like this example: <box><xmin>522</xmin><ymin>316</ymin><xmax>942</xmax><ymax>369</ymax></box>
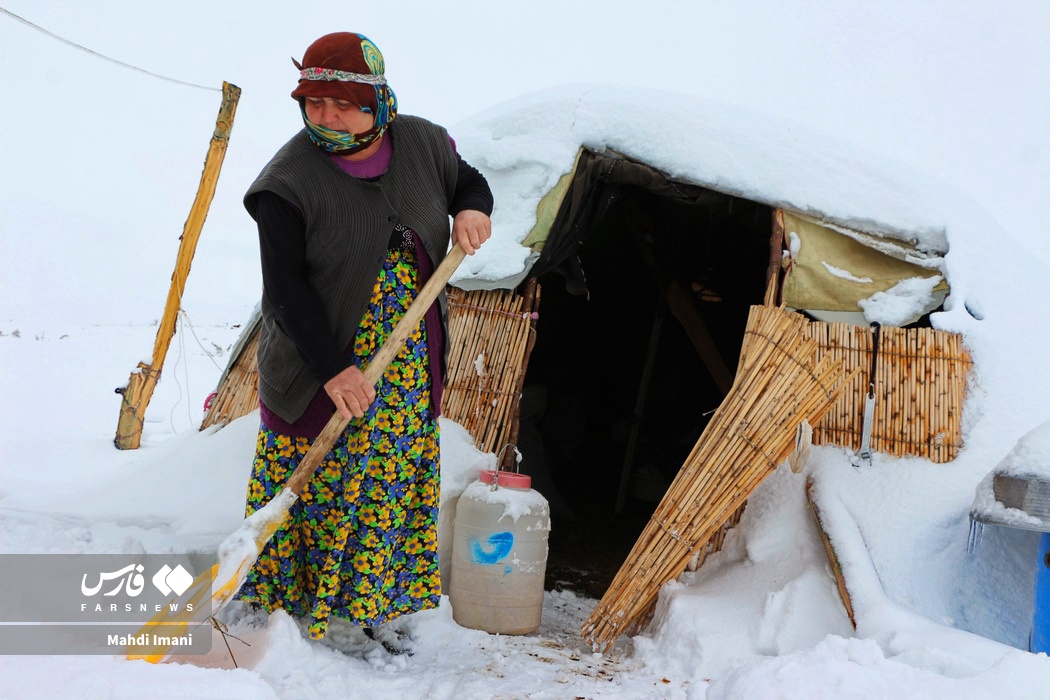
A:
<box><xmin>2</xmin><ymin>1</ymin><xmax>1050</xmax><ymax>698</ymax></box>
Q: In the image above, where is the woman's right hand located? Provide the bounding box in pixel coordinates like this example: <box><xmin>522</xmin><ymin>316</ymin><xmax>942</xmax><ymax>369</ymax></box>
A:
<box><xmin>324</xmin><ymin>365</ymin><xmax>376</xmax><ymax>420</ymax></box>
<box><xmin>451</xmin><ymin>209</ymin><xmax>492</xmax><ymax>255</ymax></box>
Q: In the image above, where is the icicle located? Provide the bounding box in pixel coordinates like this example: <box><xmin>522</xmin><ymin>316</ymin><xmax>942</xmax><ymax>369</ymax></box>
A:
<box><xmin>967</xmin><ymin>518</ymin><xmax>984</xmax><ymax>554</ymax></box>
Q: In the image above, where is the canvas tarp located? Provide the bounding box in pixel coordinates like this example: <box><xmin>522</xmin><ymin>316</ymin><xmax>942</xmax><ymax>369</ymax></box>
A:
<box><xmin>780</xmin><ymin>212</ymin><xmax>948</xmax><ymax>313</ymax></box>
<box><xmin>524</xmin><ymin>148</ymin><xmax>735</xmax><ymax>295</ymax></box>
<box><xmin>521</xmin><ymin>148</ymin><xmax>949</xmax><ymax>311</ymax></box>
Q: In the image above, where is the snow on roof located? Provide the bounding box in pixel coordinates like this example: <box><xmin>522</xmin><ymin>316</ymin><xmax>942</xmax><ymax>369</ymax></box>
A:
<box><xmin>450</xmin><ymin>84</ymin><xmax>952</xmax><ymax>288</ymax></box>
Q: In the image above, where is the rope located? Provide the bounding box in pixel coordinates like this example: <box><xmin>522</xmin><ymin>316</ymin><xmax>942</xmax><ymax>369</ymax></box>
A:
<box><xmin>815</xmin><ymin>425</ymin><xmax>964</xmax><ymax>450</ymax></box>
<box><xmin>736</xmin><ymin>418</ymin><xmax>781</xmax><ymax>470</ymax></box>
<box><xmin>0</xmin><ymin>6</ymin><xmax>220</xmax><ymax>92</ymax></box>
<box><xmin>168</xmin><ymin>312</ymin><xmax>189</xmax><ymax>432</ymax></box>
<box><xmin>742</xmin><ymin>327</ymin><xmax>839</xmax><ymax>400</ymax></box>
<box><xmin>179</xmin><ymin>308</ymin><xmax>225</xmax><ymax>373</ymax></box>
<box><xmin>166</xmin><ymin>307</ymin><xmax>229</xmax><ymax>430</ymax></box>
<box><xmin>653</xmin><ymin>516</ymin><xmax>702</xmax><ymax>554</ymax></box>
<box><xmin>833</xmin><ymin>345</ymin><xmax>973</xmax><ymax>365</ymax></box>
<box><xmin>446</xmin><ymin>299</ymin><xmax>537</xmax><ymax>322</ymax></box>
<box><xmin>113</xmin><ymin>391</ymin><xmax>145</xmax><ymax>448</ymax></box>
<box><xmin>134</xmin><ymin>366</ymin><xmax>163</xmax><ymax>380</ymax></box>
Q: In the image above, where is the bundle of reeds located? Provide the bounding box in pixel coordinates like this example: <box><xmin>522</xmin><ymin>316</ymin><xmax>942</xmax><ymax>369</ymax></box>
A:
<box><xmin>807</xmin><ymin>322</ymin><xmax>970</xmax><ymax>463</ymax></box>
<box><xmin>200</xmin><ymin>326</ymin><xmax>260</xmax><ymax>430</ymax></box>
<box><xmin>441</xmin><ymin>287</ymin><xmax>539</xmax><ymax>453</ymax></box>
<box><xmin>581</xmin><ymin>305</ymin><xmax>857</xmax><ymax>651</ymax></box>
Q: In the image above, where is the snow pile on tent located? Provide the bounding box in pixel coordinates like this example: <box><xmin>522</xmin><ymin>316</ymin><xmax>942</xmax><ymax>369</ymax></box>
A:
<box><xmin>450</xmin><ymin>85</ymin><xmax>955</xmax><ymax>289</ymax></box>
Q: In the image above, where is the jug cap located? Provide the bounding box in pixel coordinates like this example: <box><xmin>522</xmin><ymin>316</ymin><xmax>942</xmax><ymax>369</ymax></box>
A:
<box><xmin>480</xmin><ymin>469</ymin><xmax>531</xmax><ymax>489</ymax></box>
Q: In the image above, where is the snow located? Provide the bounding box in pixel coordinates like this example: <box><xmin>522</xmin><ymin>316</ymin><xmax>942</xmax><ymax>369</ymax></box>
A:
<box><xmin>450</xmin><ymin>83</ymin><xmax>962</xmax><ymax>289</ymax></box>
<box><xmin>970</xmin><ymin>471</ymin><xmax>1045</xmax><ymax>532</ymax></box>
<box><xmin>459</xmin><ymin>480</ymin><xmax>551</xmax><ymax>525</ymax></box>
<box><xmin>859</xmin><ymin>276</ymin><xmax>944</xmax><ymax>326</ymax></box>
<box><xmin>969</xmin><ymin>420</ymin><xmax>1050</xmax><ymax>534</ymax></box>
<box><xmin>215</xmin><ymin>488</ymin><xmax>298</xmax><ymax>591</ymax></box>
<box><xmin>821</xmin><ymin>262</ymin><xmax>873</xmax><ymax>285</ymax></box>
<box><xmin>3</xmin><ymin>0</ymin><xmax>1050</xmax><ymax>697</ymax></box>
<box><xmin>995</xmin><ymin>419</ymin><xmax>1050</xmax><ymax>480</ymax></box>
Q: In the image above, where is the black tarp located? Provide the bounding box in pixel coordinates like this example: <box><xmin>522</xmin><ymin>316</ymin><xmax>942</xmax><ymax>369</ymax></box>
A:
<box><xmin>530</xmin><ymin>149</ymin><xmax>735</xmax><ymax>296</ymax></box>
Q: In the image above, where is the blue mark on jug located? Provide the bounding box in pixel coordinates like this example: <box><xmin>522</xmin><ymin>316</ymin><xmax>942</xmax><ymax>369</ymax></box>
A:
<box><xmin>469</xmin><ymin>531</ymin><xmax>514</xmax><ymax>565</ymax></box>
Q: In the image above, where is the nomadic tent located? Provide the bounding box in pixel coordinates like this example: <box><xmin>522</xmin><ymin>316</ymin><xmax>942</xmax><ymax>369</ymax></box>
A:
<box><xmin>494</xmin><ymin>145</ymin><xmax>961</xmax><ymax>508</ymax></box>
<box><xmin>199</xmin><ymin>90</ymin><xmax>972</xmax><ymax>640</ymax></box>
<box><xmin>497</xmin><ymin>146</ymin><xmax>967</xmax><ymax>646</ymax></box>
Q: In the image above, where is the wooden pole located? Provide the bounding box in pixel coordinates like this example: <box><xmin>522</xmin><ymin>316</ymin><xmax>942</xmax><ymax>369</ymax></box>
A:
<box><xmin>114</xmin><ymin>82</ymin><xmax>241</xmax><ymax>450</ymax></box>
<box><xmin>628</xmin><ymin>214</ymin><xmax>734</xmax><ymax>395</ymax></box>
<box><xmin>493</xmin><ymin>280</ymin><xmax>539</xmax><ymax>467</ymax></box>
<box><xmin>765</xmin><ymin>208</ymin><xmax>786</xmax><ymax>307</ymax></box>
<box><xmin>286</xmin><ymin>247</ymin><xmax>467</xmax><ymax>496</ymax></box>
<box><xmin>615</xmin><ymin>298</ymin><xmax>664</xmax><ymax>513</ymax></box>
<box><xmin>806</xmin><ymin>477</ymin><xmax>856</xmax><ymax>627</ymax></box>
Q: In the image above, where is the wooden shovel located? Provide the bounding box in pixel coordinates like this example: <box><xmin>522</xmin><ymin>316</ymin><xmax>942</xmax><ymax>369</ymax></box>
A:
<box><xmin>127</xmin><ymin>244</ymin><xmax>467</xmax><ymax>663</ymax></box>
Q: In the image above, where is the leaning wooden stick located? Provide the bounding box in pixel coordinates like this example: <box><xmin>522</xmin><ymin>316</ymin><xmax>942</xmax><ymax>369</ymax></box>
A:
<box><xmin>127</xmin><ymin>244</ymin><xmax>467</xmax><ymax>663</ymax></box>
<box><xmin>805</xmin><ymin>477</ymin><xmax>856</xmax><ymax>628</ymax></box>
<box><xmin>115</xmin><ymin>82</ymin><xmax>241</xmax><ymax>450</ymax></box>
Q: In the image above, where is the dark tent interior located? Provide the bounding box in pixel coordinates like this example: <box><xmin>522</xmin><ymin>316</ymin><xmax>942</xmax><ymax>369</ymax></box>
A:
<box><xmin>515</xmin><ymin>151</ymin><xmax>774</xmax><ymax>596</ymax></box>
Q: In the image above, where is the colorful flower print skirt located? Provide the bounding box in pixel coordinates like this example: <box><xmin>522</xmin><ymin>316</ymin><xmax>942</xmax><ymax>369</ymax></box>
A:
<box><xmin>237</xmin><ymin>245</ymin><xmax>440</xmax><ymax>639</ymax></box>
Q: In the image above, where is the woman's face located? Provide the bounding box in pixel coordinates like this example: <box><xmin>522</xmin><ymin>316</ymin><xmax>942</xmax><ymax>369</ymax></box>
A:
<box><xmin>303</xmin><ymin>97</ymin><xmax>375</xmax><ymax>134</ymax></box>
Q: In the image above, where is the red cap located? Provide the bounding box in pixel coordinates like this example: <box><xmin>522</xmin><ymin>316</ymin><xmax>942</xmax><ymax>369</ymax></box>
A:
<box><xmin>479</xmin><ymin>469</ymin><xmax>532</xmax><ymax>489</ymax></box>
<box><xmin>290</xmin><ymin>32</ymin><xmax>383</xmax><ymax>110</ymax></box>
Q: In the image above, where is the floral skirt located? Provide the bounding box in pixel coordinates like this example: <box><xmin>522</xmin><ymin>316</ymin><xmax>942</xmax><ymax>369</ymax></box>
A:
<box><xmin>237</xmin><ymin>246</ymin><xmax>441</xmax><ymax>639</ymax></box>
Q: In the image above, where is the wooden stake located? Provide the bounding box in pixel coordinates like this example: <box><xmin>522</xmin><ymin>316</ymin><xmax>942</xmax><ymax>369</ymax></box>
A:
<box><xmin>765</xmin><ymin>208</ymin><xmax>786</xmax><ymax>306</ymax></box>
<box><xmin>115</xmin><ymin>82</ymin><xmax>241</xmax><ymax>449</ymax></box>
<box><xmin>806</xmin><ymin>478</ymin><xmax>855</xmax><ymax>627</ymax></box>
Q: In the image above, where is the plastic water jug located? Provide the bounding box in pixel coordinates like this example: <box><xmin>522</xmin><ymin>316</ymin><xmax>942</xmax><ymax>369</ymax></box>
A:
<box><xmin>448</xmin><ymin>469</ymin><xmax>551</xmax><ymax>634</ymax></box>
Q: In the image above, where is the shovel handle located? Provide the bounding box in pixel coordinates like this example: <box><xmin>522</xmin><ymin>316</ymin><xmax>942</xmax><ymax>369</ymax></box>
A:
<box><xmin>284</xmin><ymin>244</ymin><xmax>467</xmax><ymax>496</ymax></box>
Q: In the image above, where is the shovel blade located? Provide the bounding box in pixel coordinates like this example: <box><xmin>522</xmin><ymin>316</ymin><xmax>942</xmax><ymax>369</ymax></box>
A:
<box><xmin>124</xmin><ymin>562</ymin><xmax>218</xmax><ymax>663</ymax></box>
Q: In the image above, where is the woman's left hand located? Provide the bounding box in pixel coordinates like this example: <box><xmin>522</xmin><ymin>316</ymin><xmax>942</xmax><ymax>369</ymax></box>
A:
<box><xmin>451</xmin><ymin>209</ymin><xmax>492</xmax><ymax>255</ymax></box>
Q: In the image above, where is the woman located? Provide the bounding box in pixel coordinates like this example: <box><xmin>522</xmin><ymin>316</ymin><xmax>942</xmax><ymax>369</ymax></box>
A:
<box><xmin>236</xmin><ymin>31</ymin><xmax>493</xmax><ymax>653</ymax></box>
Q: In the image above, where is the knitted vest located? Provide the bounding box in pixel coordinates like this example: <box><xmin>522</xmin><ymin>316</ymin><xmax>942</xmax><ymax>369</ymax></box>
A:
<box><xmin>245</xmin><ymin>116</ymin><xmax>457</xmax><ymax>423</ymax></box>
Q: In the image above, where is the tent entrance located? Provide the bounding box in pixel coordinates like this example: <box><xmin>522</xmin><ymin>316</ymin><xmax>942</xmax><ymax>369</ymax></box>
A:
<box><xmin>519</xmin><ymin>173</ymin><xmax>772</xmax><ymax>597</ymax></box>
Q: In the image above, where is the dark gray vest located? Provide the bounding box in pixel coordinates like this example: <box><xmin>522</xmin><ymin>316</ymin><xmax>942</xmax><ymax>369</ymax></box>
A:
<box><xmin>246</xmin><ymin>116</ymin><xmax>457</xmax><ymax>423</ymax></box>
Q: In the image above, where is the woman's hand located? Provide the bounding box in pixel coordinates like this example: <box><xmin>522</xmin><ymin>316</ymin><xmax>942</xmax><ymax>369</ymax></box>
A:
<box><xmin>324</xmin><ymin>365</ymin><xmax>376</xmax><ymax>420</ymax></box>
<box><xmin>451</xmin><ymin>209</ymin><xmax>492</xmax><ymax>255</ymax></box>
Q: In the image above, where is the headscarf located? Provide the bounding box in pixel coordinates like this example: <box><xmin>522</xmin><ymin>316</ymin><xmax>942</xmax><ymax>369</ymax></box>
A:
<box><xmin>291</xmin><ymin>33</ymin><xmax>398</xmax><ymax>155</ymax></box>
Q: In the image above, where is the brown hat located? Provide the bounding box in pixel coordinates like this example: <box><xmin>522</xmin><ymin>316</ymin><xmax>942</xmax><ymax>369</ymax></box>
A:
<box><xmin>290</xmin><ymin>32</ymin><xmax>390</xmax><ymax>112</ymax></box>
